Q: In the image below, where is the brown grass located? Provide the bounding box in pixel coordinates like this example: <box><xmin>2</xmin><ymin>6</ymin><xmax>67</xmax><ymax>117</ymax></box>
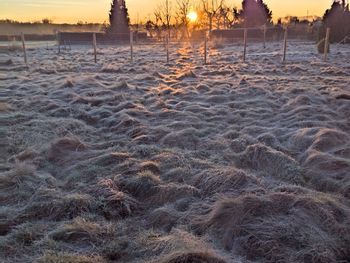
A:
<box><xmin>47</xmin><ymin>137</ymin><xmax>87</xmax><ymax>164</ymax></box>
<box><xmin>36</xmin><ymin>252</ymin><xmax>105</xmax><ymax>263</ymax></box>
<box><xmin>0</xmin><ymin>221</ymin><xmax>49</xmax><ymax>259</ymax></box>
<box><xmin>146</xmin><ymin>205</ymin><xmax>180</xmax><ymax>232</ymax></box>
<box><xmin>1</xmin><ymin>42</ymin><xmax>350</xmax><ymax>263</ymax></box>
<box><xmin>151</xmin><ymin>183</ymin><xmax>200</xmax><ymax>206</ymax></box>
<box><xmin>49</xmin><ymin>218</ymin><xmax>105</xmax><ymax>243</ymax></box>
<box><xmin>116</xmin><ymin>170</ymin><xmax>161</xmax><ymax>200</ymax></box>
<box><xmin>139</xmin><ymin>160</ymin><xmax>161</xmax><ymax>174</ymax></box>
<box><xmin>317</xmin><ymin>39</ymin><xmax>330</xmax><ymax>54</ymax></box>
<box><xmin>0</xmin><ymin>102</ymin><xmax>11</xmax><ymax>112</ymax></box>
<box><xmin>19</xmin><ymin>191</ymin><xmax>94</xmax><ymax>222</ymax></box>
<box><xmin>162</xmin><ymin>128</ymin><xmax>201</xmax><ymax>150</ymax></box>
<box><xmin>161</xmin><ymin>252</ymin><xmax>227</xmax><ymax>263</ymax></box>
<box><xmin>0</xmin><ymin>163</ymin><xmax>56</xmax><ymax>205</ymax></box>
<box><xmin>192</xmin><ymin>168</ymin><xmax>260</xmax><ymax>196</ymax></box>
<box><xmin>91</xmin><ymin>179</ymin><xmax>139</xmax><ymax>220</ymax></box>
<box><xmin>194</xmin><ymin>190</ymin><xmax>350</xmax><ymax>262</ymax></box>
<box><xmin>236</xmin><ymin>143</ymin><xmax>304</xmax><ymax>184</ymax></box>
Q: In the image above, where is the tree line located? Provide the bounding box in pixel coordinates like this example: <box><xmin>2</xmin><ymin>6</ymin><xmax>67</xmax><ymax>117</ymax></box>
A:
<box><xmin>1</xmin><ymin>0</ymin><xmax>348</xmax><ymax>42</ymax></box>
<box><xmin>127</xmin><ymin>0</ymin><xmax>348</xmax><ymax>42</ymax></box>
<box><xmin>323</xmin><ymin>0</ymin><xmax>350</xmax><ymax>42</ymax></box>
<box><xmin>144</xmin><ymin>0</ymin><xmax>273</xmax><ymax>35</ymax></box>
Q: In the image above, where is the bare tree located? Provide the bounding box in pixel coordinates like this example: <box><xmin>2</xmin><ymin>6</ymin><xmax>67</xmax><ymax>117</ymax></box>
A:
<box><xmin>176</xmin><ymin>0</ymin><xmax>191</xmax><ymax>39</ymax></box>
<box><xmin>154</xmin><ymin>0</ymin><xmax>172</xmax><ymax>38</ymax></box>
<box><xmin>145</xmin><ymin>20</ymin><xmax>155</xmax><ymax>38</ymax></box>
<box><xmin>164</xmin><ymin>0</ymin><xmax>173</xmax><ymax>37</ymax></box>
<box><xmin>154</xmin><ymin>9</ymin><xmax>163</xmax><ymax>25</ymax></box>
<box><xmin>216</xmin><ymin>1</ymin><xmax>233</xmax><ymax>29</ymax></box>
<box><xmin>201</xmin><ymin>0</ymin><xmax>224</xmax><ymax>32</ymax></box>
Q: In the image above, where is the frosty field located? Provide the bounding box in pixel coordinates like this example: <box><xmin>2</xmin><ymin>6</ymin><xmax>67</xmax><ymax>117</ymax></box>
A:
<box><xmin>0</xmin><ymin>41</ymin><xmax>350</xmax><ymax>262</ymax></box>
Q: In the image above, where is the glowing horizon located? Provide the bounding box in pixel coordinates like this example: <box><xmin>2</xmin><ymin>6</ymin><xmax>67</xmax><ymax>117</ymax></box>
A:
<box><xmin>0</xmin><ymin>0</ymin><xmax>332</xmax><ymax>24</ymax></box>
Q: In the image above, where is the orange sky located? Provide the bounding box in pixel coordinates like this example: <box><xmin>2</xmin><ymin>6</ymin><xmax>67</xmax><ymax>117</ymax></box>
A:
<box><xmin>0</xmin><ymin>0</ymin><xmax>332</xmax><ymax>23</ymax></box>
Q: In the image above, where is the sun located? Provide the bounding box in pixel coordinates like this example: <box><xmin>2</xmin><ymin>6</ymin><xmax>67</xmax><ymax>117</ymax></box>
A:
<box><xmin>187</xmin><ymin>11</ymin><xmax>198</xmax><ymax>23</ymax></box>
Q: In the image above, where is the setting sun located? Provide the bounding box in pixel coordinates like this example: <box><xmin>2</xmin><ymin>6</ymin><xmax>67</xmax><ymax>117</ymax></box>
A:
<box><xmin>187</xmin><ymin>11</ymin><xmax>198</xmax><ymax>23</ymax></box>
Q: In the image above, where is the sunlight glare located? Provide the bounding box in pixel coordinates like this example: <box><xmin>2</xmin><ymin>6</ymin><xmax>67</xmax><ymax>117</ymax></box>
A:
<box><xmin>187</xmin><ymin>11</ymin><xmax>198</xmax><ymax>23</ymax></box>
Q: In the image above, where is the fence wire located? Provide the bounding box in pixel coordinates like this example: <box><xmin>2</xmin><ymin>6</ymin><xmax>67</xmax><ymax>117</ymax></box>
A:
<box><xmin>0</xmin><ymin>29</ymin><xmax>349</xmax><ymax>69</ymax></box>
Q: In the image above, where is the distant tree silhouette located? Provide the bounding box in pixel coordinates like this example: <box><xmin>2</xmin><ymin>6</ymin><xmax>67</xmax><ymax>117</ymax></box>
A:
<box><xmin>234</xmin><ymin>0</ymin><xmax>272</xmax><ymax>27</ymax></box>
<box><xmin>323</xmin><ymin>0</ymin><xmax>350</xmax><ymax>42</ymax></box>
<box><xmin>42</xmin><ymin>18</ymin><xmax>52</xmax><ymax>24</ymax></box>
<box><xmin>201</xmin><ymin>0</ymin><xmax>223</xmax><ymax>32</ymax></box>
<box><xmin>154</xmin><ymin>0</ymin><xmax>172</xmax><ymax>38</ymax></box>
<box><xmin>216</xmin><ymin>4</ymin><xmax>234</xmax><ymax>29</ymax></box>
<box><xmin>175</xmin><ymin>0</ymin><xmax>191</xmax><ymax>39</ymax></box>
<box><xmin>145</xmin><ymin>20</ymin><xmax>155</xmax><ymax>38</ymax></box>
<box><xmin>108</xmin><ymin>0</ymin><xmax>130</xmax><ymax>37</ymax></box>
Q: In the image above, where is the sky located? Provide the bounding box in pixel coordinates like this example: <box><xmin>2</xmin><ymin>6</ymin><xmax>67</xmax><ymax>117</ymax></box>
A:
<box><xmin>0</xmin><ymin>0</ymin><xmax>333</xmax><ymax>24</ymax></box>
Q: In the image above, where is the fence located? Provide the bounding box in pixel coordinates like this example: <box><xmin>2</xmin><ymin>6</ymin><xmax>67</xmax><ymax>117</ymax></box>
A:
<box><xmin>1</xmin><ymin>26</ymin><xmax>347</xmax><ymax>68</ymax></box>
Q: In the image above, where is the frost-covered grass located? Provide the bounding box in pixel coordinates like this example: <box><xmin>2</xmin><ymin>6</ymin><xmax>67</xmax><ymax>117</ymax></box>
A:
<box><xmin>0</xmin><ymin>41</ymin><xmax>350</xmax><ymax>262</ymax></box>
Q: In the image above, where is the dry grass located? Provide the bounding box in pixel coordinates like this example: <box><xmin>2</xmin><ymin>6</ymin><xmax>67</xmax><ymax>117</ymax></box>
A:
<box><xmin>151</xmin><ymin>183</ymin><xmax>200</xmax><ymax>206</ymax></box>
<box><xmin>192</xmin><ymin>168</ymin><xmax>260</xmax><ymax>196</ymax></box>
<box><xmin>92</xmin><ymin>152</ymin><xmax>131</xmax><ymax>167</ymax></box>
<box><xmin>310</xmin><ymin>128</ymin><xmax>348</xmax><ymax>152</ymax></box>
<box><xmin>92</xmin><ymin>179</ymin><xmax>139</xmax><ymax>220</ymax></box>
<box><xmin>143</xmin><ymin>229</ymin><xmax>231</xmax><ymax>263</ymax></box>
<box><xmin>0</xmin><ymin>221</ymin><xmax>49</xmax><ymax>259</ymax></box>
<box><xmin>139</xmin><ymin>161</ymin><xmax>161</xmax><ymax>174</ymax></box>
<box><xmin>1</xmin><ymin>42</ymin><xmax>350</xmax><ymax>263</ymax></box>
<box><xmin>47</xmin><ymin>137</ymin><xmax>87</xmax><ymax>164</ymax></box>
<box><xmin>0</xmin><ymin>102</ymin><xmax>11</xmax><ymax>112</ymax></box>
<box><xmin>0</xmin><ymin>163</ymin><xmax>37</xmax><ymax>192</ymax></box>
<box><xmin>7</xmin><ymin>222</ymin><xmax>47</xmax><ymax>246</ymax></box>
<box><xmin>49</xmin><ymin>217</ymin><xmax>105</xmax><ymax>243</ymax></box>
<box><xmin>317</xmin><ymin>39</ymin><xmax>330</xmax><ymax>54</ymax></box>
<box><xmin>101</xmin><ymin>238</ymin><xmax>134</xmax><ymax>261</ymax></box>
<box><xmin>116</xmin><ymin>170</ymin><xmax>161</xmax><ymax>200</ymax></box>
<box><xmin>162</xmin><ymin>128</ymin><xmax>201</xmax><ymax>150</ymax></box>
<box><xmin>0</xmin><ymin>163</ymin><xmax>56</xmax><ymax>205</ymax></box>
<box><xmin>146</xmin><ymin>205</ymin><xmax>180</xmax><ymax>232</ymax></box>
<box><xmin>36</xmin><ymin>252</ymin><xmax>105</xmax><ymax>263</ymax></box>
<box><xmin>195</xmin><ymin>190</ymin><xmax>350</xmax><ymax>262</ymax></box>
<box><xmin>161</xmin><ymin>252</ymin><xmax>227</xmax><ymax>263</ymax></box>
<box><xmin>18</xmin><ymin>191</ymin><xmax>95</xmax><ymax>222</ymax></box>
<box><xmin>236</xmin><ymin>143</ymin><xmax>304</xmax><ymax>184</ymax></box>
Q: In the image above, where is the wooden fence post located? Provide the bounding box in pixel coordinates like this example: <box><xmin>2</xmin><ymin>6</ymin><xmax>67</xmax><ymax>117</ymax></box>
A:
<box><xmin>324</xmin><ymin>27</ymin><xmax>330</xmax><ymax>61</ymax></box>
<box><xmin>93</xmin><ymin>33</ymin><xmax>97</xmax><ymax>63</ymax></box>
<box><xmin>166</xmin><ymin>35</ymin><xmax>169</xmax><ymax>63</ymax></box>
<box><xmin>57</xmin><ymin>32</ymin><xmax>61</xmax><ymax>54</ymax></box>
<box><xmin>21</xmin><ymin>33</ymin><xmax>28</xmax><ymax>66</ymax></box>
<box><xmin>130</xmin><ymin>31</ymin><xmax>134</xmax><ymax>63</ymax></box>
<box><xmin>263</xmin><ymin>24</ymin><xmax>267</xmax><ymax>48</ymax></box>
<box><xmin>243</xmin><ymin>28</ymin><xmax>247</xmax><ymax>62</ymax></box>
<box><xmin>204</xmin><ymin>31</ymin><xmax>208</xmax><ymax>65</ymax></box>
<box><xmin>282</xmin><ymin>27</ymin><xmax>288</xmax><ymax>63</ymax></box>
